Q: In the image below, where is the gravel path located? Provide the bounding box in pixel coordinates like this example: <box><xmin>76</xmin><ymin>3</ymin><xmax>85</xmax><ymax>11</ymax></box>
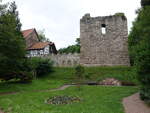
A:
<box><xmin>123</xmin><ymin>93</ymin><xmax>150</xmax><ymax>113</ymax></box>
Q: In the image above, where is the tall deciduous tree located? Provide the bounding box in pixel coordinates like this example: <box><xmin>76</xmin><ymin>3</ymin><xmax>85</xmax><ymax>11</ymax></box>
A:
<box><xmin>128</xmin><ymin>0</ymin><xmax>150</xmax><ymax>103</ymax></box>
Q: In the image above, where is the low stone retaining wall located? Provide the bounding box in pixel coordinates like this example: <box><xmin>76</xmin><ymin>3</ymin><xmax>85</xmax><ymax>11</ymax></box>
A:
<box><xmin>44</xmin><ymin>53</ymin><xmax>80</xmax><ymax>67</ymax></box>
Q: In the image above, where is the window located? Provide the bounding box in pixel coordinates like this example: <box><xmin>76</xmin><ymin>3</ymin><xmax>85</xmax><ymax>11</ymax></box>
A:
<box><xmin>40</xmin><ymin>50</ymin><xmax>43</xmax><ymax>55</ymax></box>
<box><xmin>101</xmin><ymin>24</ymin><xmax>106</xmax><ymax>34</ymax></box>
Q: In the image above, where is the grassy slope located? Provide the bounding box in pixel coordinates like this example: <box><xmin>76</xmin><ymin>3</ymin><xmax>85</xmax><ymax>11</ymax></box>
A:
<box><xmin>0</xmin><ymin>67</ymin><xmax>138</xmax><ymax>113</ymax></box>
<box><xmin>0</xmin><ymin>66</ymin><xmax>138</xmax><ymax>93</ymax></box>
<box><xmin>52</xmin><ymin>66</ymin><xmax>138</xmax><ymax>83</ymax></box>
<box><xmin>0</xmin><ymin>67</ymin><xmax>74</xmax><ymax>93</ymax></box>
<box><xmin>0</xmin><ymin>86</ymin><xmax>138</xmax><ymax>113</ymax></box>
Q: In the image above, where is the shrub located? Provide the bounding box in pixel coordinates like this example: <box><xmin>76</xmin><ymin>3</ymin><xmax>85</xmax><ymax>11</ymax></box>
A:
<box><xmin>74</xmin><ymin>65</ymin><xmax>85</xmax><ymax>90</ymax></box>
<box><xmin>36</xmin><ymin>59</ymin><xmax>53</xmax><ymax>77</ymax></box>
<box><xmin>75</xmin><ymin>65</ymin><xmax>85</xmax><ymax>79</ymax></box>
<box><xmin>0</xmin><ymin>59</ymin><xmax>33</xmax><ymax>82</ymax></box>
<box><xmin>30</xmin><ymin>57</ymin><xmax>53</xmax><ymax>77</ymax></box>
<box><xmin>84</xmin><ymin>72</ymin><xmax>91</xmax><ymax>79</ymax></box>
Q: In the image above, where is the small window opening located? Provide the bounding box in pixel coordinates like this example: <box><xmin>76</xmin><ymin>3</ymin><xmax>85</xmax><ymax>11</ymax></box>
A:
<box><xmin>101</xmin><ymin>24</ymin><xmax>106</xmax><ymax>34</ymax></box>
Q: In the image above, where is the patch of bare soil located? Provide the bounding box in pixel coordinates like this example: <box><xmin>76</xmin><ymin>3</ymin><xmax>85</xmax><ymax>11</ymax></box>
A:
<box><xmin>123</xmin><ymin>93</ymin><xmax>150</xmax><ymax>113</ymax></box>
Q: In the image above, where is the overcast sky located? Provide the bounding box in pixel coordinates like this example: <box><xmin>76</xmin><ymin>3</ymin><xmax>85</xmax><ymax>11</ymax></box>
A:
<box><xmin>3</xmin><ymin>0</ymin><xmax>141</xmax><ymax>49</ymax></box>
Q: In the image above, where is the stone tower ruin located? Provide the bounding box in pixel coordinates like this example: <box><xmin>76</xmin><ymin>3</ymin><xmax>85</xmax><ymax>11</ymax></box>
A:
<box><xmin>80</xmin><ymin>13</ymin><xmax>130</xmax><ymax>66</ymax></box>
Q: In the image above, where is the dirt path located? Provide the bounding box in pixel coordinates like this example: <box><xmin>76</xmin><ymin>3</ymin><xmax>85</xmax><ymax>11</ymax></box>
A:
<box><xmin>0</xmin><ymin>109</ymin><xmax>4</xmax><ymax>113</ymax></box>
<box><xmin>123</xmin><ymin>93</ymin><xmax>150</xmax><ymax>113</ymax></box>
<box><xmin>36</xmin><ymin>84</ymin><xmax>73</xmax><ymax>92</ymax></box>
<box><xmin>0</xmin><ymin>85</ymin><xmax>73</xmax><ymax>96</ymax></box>
<box><xmin>50</xmin><ymin>85</ymin><xmax>73</xmax><ymax>91</ymax></box>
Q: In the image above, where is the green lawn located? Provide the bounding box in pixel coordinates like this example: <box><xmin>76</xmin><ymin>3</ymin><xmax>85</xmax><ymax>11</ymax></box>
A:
<box><xmin>0</xmin><ymin>86</ymin><xmax>138</xmax><ymax>113</ymax></box>
<box><xmin>0</xmin><ymin>66</ymin><xmax>138</xmax><ymax>93</ymax></box>
<box><xmin>51</xmin><ymin>66</ymin><xmax>138</xmax><ymax>84</ymax></box>
<box><xmin>0</xmin><ymin>67</ymin><xmax>138</xmax><ymax>113</ymax></box>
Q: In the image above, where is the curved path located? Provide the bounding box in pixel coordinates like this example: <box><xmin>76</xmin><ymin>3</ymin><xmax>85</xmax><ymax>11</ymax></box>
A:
<box><xmin>0</xmin><ymin>85</ymin><xmax>73</xmax><ymax>96</ymax></box>
<box><xmin>123</xmin><ymin>93</ymin><xmax>150</xmax><ymax>113</ymax></box>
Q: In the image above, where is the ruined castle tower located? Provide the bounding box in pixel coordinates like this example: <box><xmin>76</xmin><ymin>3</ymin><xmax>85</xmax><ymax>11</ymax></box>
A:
<box><xmin>80</xmin><ymin>13</ymin><xmax>130</xmax><ymax>66</ymax></box>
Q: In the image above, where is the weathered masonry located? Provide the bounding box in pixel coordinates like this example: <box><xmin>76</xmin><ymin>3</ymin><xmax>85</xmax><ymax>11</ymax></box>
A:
<box><xmin>80</xmin><ymin>13</ymin><xmax>130</xmax><ymax>66</ymax></box>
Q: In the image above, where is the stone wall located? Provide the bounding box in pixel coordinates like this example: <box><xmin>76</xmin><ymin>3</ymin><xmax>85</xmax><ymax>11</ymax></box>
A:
<box><xmin>44</xmin><ymin>53</ymin><xmax>80</xmax><ymax>67</ymax></box>
<box><xmin>80</xmin><ymin>13</ymin><xmax>130</xmax><ymax>66</ymax></box>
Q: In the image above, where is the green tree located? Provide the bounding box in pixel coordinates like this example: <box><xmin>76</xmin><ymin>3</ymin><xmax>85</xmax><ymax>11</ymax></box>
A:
<box><xmin>58</xmin><ymin>38</ymin><xmax>80</xmax><ymax>54</ymax></box>
<box><xmin>0</xmin><ymin>2</ymin><xmax>29</xmax><ymax>81</ymax></box>
<box><xmin>37</xmin><ymin>29</ymin><xmax>49</xmax><ymax>42</ymax></box>
<box><xmin>141</xmin><ymin>0</ymin><xmax>150</xmax><ymax>7</ymax></box>
<box><xmin>128</xmin><ymin>0</ymin><xmax>150</xmax><ymax>103</ymax></box>
<box><xmin>76</xmin><ymin>38</ymin><xmax>80</xmax><ymax>46</ymax></box>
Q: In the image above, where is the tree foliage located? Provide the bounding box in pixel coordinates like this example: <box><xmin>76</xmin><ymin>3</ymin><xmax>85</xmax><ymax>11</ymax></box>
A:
<box><xmin>128</xmin><ymin>1</ymin><xmax>150</xmax><ymax>103</ymax></box>
<box><xmin>58</xmin><ymin>38</ymin><xmax>80</xmax><ymax>54</ymax></box>
<box><xmin>30</xmin><ymin>57</ymin><xmax>53</xmax><ymax>78</ymax></box>
<box><xmin>141</xmin><ymin>0</ymin><xmax>150</xmax><ymax>7</ymax></box>
<box><xmin>0</xmin><ymin>2</ymin><xmax>31</xmax><ymax>82</ymax></box>
<box><xmin>37</xmin><ymin>29</ymin><xmax>49</xmax><ymax>42</ymax></box>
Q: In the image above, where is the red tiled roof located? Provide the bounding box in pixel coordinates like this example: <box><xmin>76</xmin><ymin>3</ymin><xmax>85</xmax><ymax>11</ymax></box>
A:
<box><xmin>22</xmin><ymin>28</ymin><xmax>34</xmax><ymax>38</ymax></box>
<box><xmin>28</xmin><ymin>42</ymin><xmax>53</xmax><ymax>50</ymax></box>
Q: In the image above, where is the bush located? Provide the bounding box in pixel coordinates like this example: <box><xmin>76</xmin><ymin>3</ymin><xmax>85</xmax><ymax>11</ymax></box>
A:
<box><xmin>84</xmin><ymin>72</ymin><xmax>92</xmax><ymax>79</ymax></box>
<box><xmin>30</xmin><ymin>57</ymin><xmax>53</xmax><ymax>77</ymax></box>
<box><xmin>0</xmin><ymin>59</ymin><xmax>33</xmax><ymax>82</ymax></box>
<box><xmin>74</xmin><ymin>65</ymin><xmax>85</xmax><ymax>90</ymax></box>
<box><xmin>75</xmin><ymin>65</ymin><xmax>85</xmax><ymax>79</ymax></box>
<box><xmin>36</xmin><ymin>59</ymin><xmax>53</xmax><ymax>77</ymax></box>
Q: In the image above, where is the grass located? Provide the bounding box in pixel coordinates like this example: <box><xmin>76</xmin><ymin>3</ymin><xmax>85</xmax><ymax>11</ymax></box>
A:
<box><xmin>0</xmin><ymin>86</ymin><xmax>138</xmax><ymax>113</ymax></box>
<box><xmin>0</xmin><ymin>66</ymin><xmax>138</xmax><ymax>93</ymax></box>
<box><xmin>52</xmin><ymin>66</ymin><xmax>138</xmax><ymax>84</ymax></box>
<box><xmin>0</xmin><ymin>69</ymin><xmax>69</xmax><ymax>93</ymax></box>
<box><xmin>0</xmin><ymin>66</ymin><xmax>139</xmax><ymax>113</ymax></box>
<box><xmin>0</xmin><ymin>79</ymin><xmax>65</xmax><ymax>93</ymax></box>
